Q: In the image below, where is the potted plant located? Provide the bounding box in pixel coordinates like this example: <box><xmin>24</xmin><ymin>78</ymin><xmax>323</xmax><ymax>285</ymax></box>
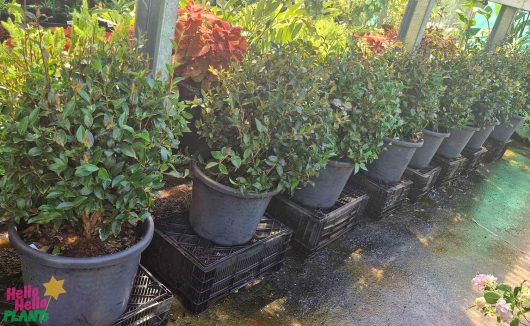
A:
<box><xmin>192</xmin><ymin>48</ymin><xmax>336</xmax><ymax>245</ymax></box>
<box><xmin>467</xmin><ymin>51</ymin><xmax>512</xmax><ymax>150</ymax></box>
<box><xmin>395</xmin><ymin>53</ymin><xmax>448</xmax><ymax>170</ymax></box>
<box><xmin>489</xmin><ymin>50</ymin><xmax>528</xmax><ymax>143</ymax></box>
<box><xmin>435</xmin><ymin>53</ymin><xmax>482</xmax><ymax>159</ymax></box>
<box><xmin>0</xmin><ymin>5</ymin><xmax>189</xmax><ymax>325</ymax></box>
<box><xmin>292</xmin><ymin>49</ymin><xmax>402</xmax><ymax>207</ymax></box>
<box><xmin>367</xmin><ymin>53</ymin><xmax>428</xmax><ymax>184</ymax></box>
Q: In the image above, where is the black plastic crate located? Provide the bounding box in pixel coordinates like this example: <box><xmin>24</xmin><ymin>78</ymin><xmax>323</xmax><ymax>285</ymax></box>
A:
<box><xmin>141</xmin><ymin>212</ymin><xmax>292</xmax><ymax>314</ymax></box>
<box><xmin>112</xmin><ymin>266</ymin><xmax>173</xmax><ymax>326</ymax></box>
<box><xmin>484</xmin><ymin>139</ymin><xmax>511</xmax><ymax>162</ymax></box>
<box><xmin>350</xmin><ymin>174</ymin><xmax>412</xmax><ymax>220</ymax></box>
<box><xmin>462</xmin><ymin>147</ymin><xmax>488</xmax><ymax>173</ymax></box>
<box><xmin>403</xmin><ymin>165</ymin><xmax>442</xmax><ymax>200</ymax></box>
<box><xmin>266</xmin><ymin>184</ymin><xmax>369</xmax><ymax>252</ymax></box>
<box><xmin>433</xmin><ymin>155</ymin><xmax>468</xmax><ymax>186</ymax></box>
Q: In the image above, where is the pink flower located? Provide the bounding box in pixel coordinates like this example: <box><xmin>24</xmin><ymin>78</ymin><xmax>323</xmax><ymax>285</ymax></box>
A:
<box><xmin>472</xmin><ymin>274</ymin><xmax>498</xmax><ymax>292</ymax></box>
<box><xmin>495</xmin><ymin>298</ymin><xmax>513</xmax><ymax>323</ymax></box>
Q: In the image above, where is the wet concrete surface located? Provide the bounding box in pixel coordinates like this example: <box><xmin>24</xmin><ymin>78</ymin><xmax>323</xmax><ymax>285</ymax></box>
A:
<box><xmin>0</xmin><ymin>143</ymin><xmax>529</xmax><ymax>326</ymax></box>
<box><xmin>169</xmin><ymin>143</ymin><xmax>530</xmax><ymax>326</ymax></box>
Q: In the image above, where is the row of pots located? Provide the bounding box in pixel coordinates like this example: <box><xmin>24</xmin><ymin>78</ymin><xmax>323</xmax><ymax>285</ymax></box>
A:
<box><xmin>190</xmin><ymin>115</ymin><xmax>525</xmax><ymax>247</ymax></box>
<box><xmin>6</xmin><ymin>116</ymin><xmax>524</xmax><ymax>325</ymax></box>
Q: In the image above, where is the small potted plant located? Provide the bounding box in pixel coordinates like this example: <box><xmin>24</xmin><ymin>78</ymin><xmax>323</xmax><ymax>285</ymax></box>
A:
<box><xmin>192</xmin><ymin>49</ymin><xmax>335</xmax><ymax>245</ymax></box>
<box><xmin>489</xmin><ymin>50</ymin><xmax>528</xmax><ymax>143</ymax></box>
<box><xmin>435</xmin><ymin>53</ymin><xmax>482</xmax><ymax>159</ymax></box>
<box><xmin>0</xmin><ymin>5</ymin><xmax>189</xmax><ymax>325</ymax></box>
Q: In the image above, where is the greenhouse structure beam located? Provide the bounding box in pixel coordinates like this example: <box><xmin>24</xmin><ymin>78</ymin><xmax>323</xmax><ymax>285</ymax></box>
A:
<box><xmin>135</xmin><ymin>0</ymin><xmax>179</xmax><ymax>80</ymax></box>
<box><xmin>486</xmin><ymin>5</ymin><xmax>519</xmax><ymax>51</ymax></box>
<box><xmin>397</xmin><ymin>0</ymin><xmax>436</xmax><ymax>52</ymax></box>
<box><xmin>490</xmin><ymin>0</ymin><xmax>530</xmax><ymax>11</ymax></box>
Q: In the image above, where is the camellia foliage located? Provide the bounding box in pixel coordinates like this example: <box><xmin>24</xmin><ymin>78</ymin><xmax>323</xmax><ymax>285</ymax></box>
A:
<box><xmin>472</xmin><ymin>50</ymin><xmax>519</xmax><ymax>127</ymax></box>
<box><xmin>0</xmin><ymin>4</ymin><xmax>190</xmax><ymax>240</ymax></box>
<box><xmin>174</xmin><ymin>1</ymin><xmax>248</xmax><ymax>86</ymax></box>
<box><xmin>392</xmin><ymin>52</ymin><xmax>444</xmax><ymax>140</ymax></box>
<box><xmin>327</xmin><ymin>49</ymin><xmax>403</xmax><ymax>172</ymax></box>
<box><xmin>198</xmin><ymin>47</ymin><xmax>335</xmax><ymax>194</ymax></box>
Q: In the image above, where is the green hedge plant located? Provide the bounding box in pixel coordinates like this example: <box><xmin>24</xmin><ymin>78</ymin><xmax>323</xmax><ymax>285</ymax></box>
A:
<box><xmin>472</xmin><ymin>51</ymin><xmax>519</xmax><ymax>127</ymax></box>
<box><xmin>0</xmin><ymin>5</ymin><xmax>190</xmax><ymax>241</ymax></box>
<box><xmin>391</xmin><ymin>52</ymin><xmax>444</xmax><ymax>140</ymax></box>
<box><xmin>434</xmin><ymin>52</ymin><xmax>483</xmax><ymax>131</ymax></box>
<box><xmin>326</xmin><ymin>50</ymin><xmax>403</xmax><ymax>173</ymax></box>
<box><xmin>198</xmin><ymin>48</ymin><xmax>336</xmax><ymax>194</ymax></box>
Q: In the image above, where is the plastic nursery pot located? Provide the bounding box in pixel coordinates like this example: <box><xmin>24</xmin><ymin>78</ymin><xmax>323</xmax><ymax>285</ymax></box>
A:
<box><xmin>409</xmin><ymin>129</ymin><xmax>451</xmax><ymax>169</ymax></box>
<box><xmin>489</xmin><ymin>116</ymin><xmax>526</xmax><ymax>143</ymax></box>
<box><xmin>365</xmin><ymin>137</ymin><xmax>424</xmax><ymax>185</ymax></box>
<box><xmin>466</xmin><ymin>124</ymin><xmax>497</xmax><ymax>150</ymax></box>
<box><xmin>8</xmin><ymin>217</ymin><xmax>154</xmax><ymax>326</ymax></box>
<box><xmin>292</xmin><ymin>159</ymin><xmax>355</xmax><ymax>209</ymax></box>
<box><xmin>189</xmin><ymin>159</ymin><xmax>281</xmax><ymax>246</ymax></box>
<box><xmin>436</xmin><ymin>126</ymin><xmax>479</xmax><ymax>159</ymax></box>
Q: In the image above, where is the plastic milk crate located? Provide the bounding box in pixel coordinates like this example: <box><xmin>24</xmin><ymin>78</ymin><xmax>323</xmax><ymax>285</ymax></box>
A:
<box><xmin>142</xmin><ymin>212</ymin><xmax>292</xmax><ymax>314</ymax></box>
<box><xmin>266</xmin><ymin>184</ymin><xmax>369</xmax><ymax>253</ymax></box>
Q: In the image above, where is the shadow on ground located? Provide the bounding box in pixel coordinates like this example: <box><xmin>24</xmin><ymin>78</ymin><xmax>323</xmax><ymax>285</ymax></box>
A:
<box><xmin>169</xmin><ymin>143</ymin><xmax>530</xmax><ymax>326</ymax></box>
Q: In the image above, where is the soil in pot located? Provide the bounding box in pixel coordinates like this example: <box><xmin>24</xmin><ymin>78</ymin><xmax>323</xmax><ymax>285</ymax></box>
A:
<box><xmin>366</xmin><ymin>137</ymin><xmax>424</xmax><ymax>185</ymax></box>
<box><xmin>466</xmin><ymin>125</ymin><xmax>496</xmax><ymax>150</ymax></box>
<box><xmin>7</xmin><ymin>218</ymin><xmax>154</xmax><ymax>326</ymax></box>
<box><xmin>189</xmin><ymin>160</ymin><xmax>280</xmax><ymax>246</ymax></box>
<box><xmin>436</xmin><ymin>126</ymin><xmax>479</xmax><ymax>159</ymax></box>
<box><xmin>409</xmin><ymin>129</ymin><xmax>450</xmax><ymax>169</ymax></box>
<box><xmin>490</xmin><ymin>116</ymin><xmax>526</xmax><ymax>143</ymax></box>
<box><xmin>292</xmin><ymin>159</ymin><xmax>355</xmax><ymax>209</ymax></box>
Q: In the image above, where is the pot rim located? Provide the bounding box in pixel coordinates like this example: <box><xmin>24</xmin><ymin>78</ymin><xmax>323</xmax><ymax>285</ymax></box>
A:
<box><xmin>192</xmin><ymin>159</ymin><xmax>281</xmax><ymax>199</ymax></box>
<box><xmin>8</xmin><ymin>216</ymin><xmax>154</xmax><ymax>269</ymax></box>
<box><xmin>423</xmin><ymin>129</ymin><xmax>451</xmax><ymax>138</ymax></box>
<box><xmin>384</xmin><ymin>137</ymin><xmax>424</xmax><ymax>148</ymax></box>
<box><xmin>327</xmin><ymin>159</ymin><xmax>355</xmax><ymax>168</ymax></box>
<box><xmin>461</xmin><ymin>126</ymin><xmax>480</xmax><ymax>132</ymax></box>
<box><xmin>511</xmin><ymin>115</ymin><xmax>526</xmax><ymax>122</ymax></box>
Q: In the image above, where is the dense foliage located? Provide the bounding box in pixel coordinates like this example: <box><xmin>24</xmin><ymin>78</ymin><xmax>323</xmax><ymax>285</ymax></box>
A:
<box><xmin>327</xmin><ymin>49</ymin><xmax>403</xmax><ymax>172</ymax></box>
<box><xmin>391</xmin><ymin>52</ymin><xmax>444</xmax><ymax>140</ymax></box>
<box><xmin>0</xmin><ymin>5</ymin><xmax>190</xmax><ymax>240</ymax></box>
<box><xmin>198</xmin><ymin>48</ymin><xmax>335</xmax><ymax>194</ymax></box>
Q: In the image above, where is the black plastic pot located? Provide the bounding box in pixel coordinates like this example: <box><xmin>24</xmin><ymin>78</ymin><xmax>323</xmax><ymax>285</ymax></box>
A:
<box><xmin>436</xmin><ymin>126</ymin><xmax>479</xmax><ymax>159</ymax></box>
<box><xmin>409</xmin><ymin>129</ymin><xmax>450</xmax><ymax>169</ymax></box>
<box><xmin>466</xmin><ymin>124</ymin><xmax>496</xmax><ymax>150</ymax></box>
<box><xmin>189</xmin><ymin>160</ymin><xmax>280</xmax><ymax>246</ymax></box>
<box><xmin>489</xmin><ymin>116</ymin><xmax>525</xmax><ymax>143</ymax></box>
<box><xmin>365</xmin><ymin>137</ymin><xmax>424</xmax><ymax>185</ymax></box>
<box><xmin>291</xmin><ymin>159</ymin><xmax>355</xmax><ymax>209</ymax></box>
<box><xmin>8</xmin><ymin>218</ymin><xmax>154</xmax><ymax>326</ymax></box>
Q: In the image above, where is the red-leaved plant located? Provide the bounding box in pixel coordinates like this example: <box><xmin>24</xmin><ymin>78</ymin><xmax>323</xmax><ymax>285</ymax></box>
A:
<box><xmin>353</xmin><ymin>26</ymin><xmax>398</xmax><ymax>53</ymax></box>
<box><xmin>174</xmin><ymin>1</ymin><xmax>248</xmax><ymax>88</ymax></box>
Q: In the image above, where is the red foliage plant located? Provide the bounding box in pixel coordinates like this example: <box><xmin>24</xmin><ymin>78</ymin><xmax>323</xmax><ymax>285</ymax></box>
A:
<box><xmin>174</xmin><ymin>1</ymin><xmax>248</xmax><ymax>86</ymax></box>
<box><xmin>353</xmin><ymin>26</ymin><xmax>398</xmax><ymax>53</ymax></box>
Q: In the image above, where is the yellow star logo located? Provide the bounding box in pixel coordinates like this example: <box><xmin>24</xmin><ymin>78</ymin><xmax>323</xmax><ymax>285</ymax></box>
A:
<box><xmin>43</xmin><ymin>276</ymin><xmax>66</xmax><ymax>300</ymax></box>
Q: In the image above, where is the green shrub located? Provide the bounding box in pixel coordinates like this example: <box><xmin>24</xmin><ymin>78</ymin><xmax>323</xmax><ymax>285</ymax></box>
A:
<box><xmin>435</xmin><ymin>53</ymin><xmax>482</xmax><ymax>131</ymax></box>
<box><xmin>326</xmin><ymin>50</ymin><xmax>403</xmax><ymax>172</ymax></box>
<box><xmin>0</xmin><ymin>5</ymin><xmax>189</xmax><ymax>240</ymax></box>
<box><xmin>473</xmin><ymin>51</ymin><xmax>520</xmax><ymax>127</ymax></box>
<box><xmin>198</xmin><ymin>48</ymin><xmax>336</xmax><ymax>194</ymax></box>
<box><xmin>391</xmin><ymin>52</ymin><xmax>444</xmax><ymax>139</ymax></box>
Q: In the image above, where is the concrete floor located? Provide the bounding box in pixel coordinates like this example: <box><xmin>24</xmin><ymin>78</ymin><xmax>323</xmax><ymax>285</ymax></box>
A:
<box><xmin>170</xmin><ymin>143</ymin><xmax>530</xmax><ymax>326</ymax></box>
